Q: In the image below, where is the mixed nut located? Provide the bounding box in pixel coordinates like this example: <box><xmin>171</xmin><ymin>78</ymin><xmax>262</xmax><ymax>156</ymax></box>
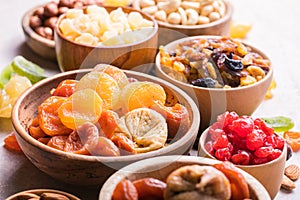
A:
<box><xmin>29</xmin><ymin>0</ymin><xmax>102</xmax><ymax>40</ymax></box>
<box><xmin>9</xmin><ymin>191</ymin><xmax>73</xmax><ymax>200</ymax></box>
<box><xmin>281</xmin><ymin>164</ymin><xmax>299</xmax><ymax>191</ymax></box>
<box><xmin>136</xmin><ymin>0</ymin><xmax>226</xmax><ymax>25</ymax></box>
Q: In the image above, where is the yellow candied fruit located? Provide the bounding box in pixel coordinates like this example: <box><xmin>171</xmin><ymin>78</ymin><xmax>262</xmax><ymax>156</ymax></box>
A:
<box><xmin>265</xmin><ymin>79</ymin><xmax>277</xmax><ymax>99</ymax></box>
<box><xmin>173</xmin><ymin>61</ymin><xmax>185</xmax><ymax>72</ymax></box>
<box><xmin>240</xmin><ymin>75</ymin><xmax>257</xmax><ymax>86</ymax></box>
<box><xmin>230</xmin><ymin>21</ymin><xmax>252</xmax><ymax>39</ymax></box>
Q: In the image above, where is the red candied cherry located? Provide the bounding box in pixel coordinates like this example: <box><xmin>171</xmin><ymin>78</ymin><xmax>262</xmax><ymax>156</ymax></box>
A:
<box><xmin>231</xmin><ymin>150</ymin><xmax>250</xmax><ymax>165</ymax></box>
<box><xmin>214</xmin><ymin>147</ymin><xmax>231</xmax><ymax>161</ymax></box>
<box><xmin>264</xmin><ymin>134</ymin><xmax>285</xmax><ymax>149</ymax></box>
<box><xmin>231</xmin><ymin>116</ymin><xmax>254</xmax><ymax>137</ymax></box>
<box><xmin>209</xmin><ymin>128</ymin><xmax>225</xmax><ymax>141</ymax></box>
<box><xmin>254</xmin><ymin>146</ymin><xmax>274</xmax><ymax>158</ymax></box>
<box><xmin>246</xmin><ymin>129</ymin><xmax>265</xmax><ymax>151</ymax></box>
<box><xmin>268</xmin><ymin>149</ymin><xmax>282</xmax><ymax>161</ymax></box>
<box><xmin>254</xmin><ymin>118</ymin><xmax>274</xmax><ymax>136</ymax></box>
<box><xmin>227</xmin><ymin>142</ymin><xmax>234</xmax><ymax>154</ymax></box>
<box><xmin>204</xmin><ymin>141</ymin><xmax>215</xmax><ymax>155</ymax></box>
<box><xmin>213</xmin><ymin>132</ymin><xmax>229</xmax><ymax>150</ymax></box>
<box><xmin>251</xmin><ymin>156</ymin><xmax>269</xmax><ymax>165</ymax></box>
<box><xmin>216</xmin><ymin>111</ymin><xmax>239</xmax><ymax>131</ymax></box>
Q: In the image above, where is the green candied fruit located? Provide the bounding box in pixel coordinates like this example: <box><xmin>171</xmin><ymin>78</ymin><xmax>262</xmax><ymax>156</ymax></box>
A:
<box><xmin>0</xmin><ymin>65</ymin><xmax>13</xmax><ymax>89</ymax></box>
<box><xmin>262</xmin><ymin>116</ymin><xmax>294</xmax><ymax>132</ymax></box>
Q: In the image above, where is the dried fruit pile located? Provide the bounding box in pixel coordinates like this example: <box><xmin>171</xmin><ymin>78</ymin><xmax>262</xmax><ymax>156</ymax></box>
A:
<box><xmin>159</xmin><ymin>36</ymin><xmax>271</xmax><ymax>88</ymax></box>
<box><xmin>204</xmin><ymin>111</ymin><xmax>285</xmax><ymax>165</ymax></box>
<box><xmin>27</xmin><ymin>64</ymin><xmax>189</xmax><ymax>156</ymax></box>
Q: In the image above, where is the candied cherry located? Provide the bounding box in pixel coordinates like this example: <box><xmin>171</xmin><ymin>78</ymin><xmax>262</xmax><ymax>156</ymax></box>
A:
<box><xmin>215</xmin><ymin>147</ymin><xmax>231</xmax><ymax>161</ymax></box>
<box><xmin>213</xmin><ymin>133</ymin><xmax>229</xmax><ymax>150</ymax></box>
<box><xmin>251</xmin><ymin>156</ymin><xmax>269</xmax><ymax>165</ymax></box>
<box><xmin>246</xmin><ymin>129</ymin><xmax>265</xmax><ymax>151</ymax></box>
<box><xmin>204</xmin><ymin>141</ymin><xmax>214</xmax><ymax>155</ymax></box>
<box><xmin>254</xmin><ymin>118</ymin><xmax>274</xmax><ymax>136</ymax></box>
<box><xmin>265</xmin><ymin>134</ymin><xmax>284</xmax><ymax>149</ymax></box>
<box><xmin>254</xmin><ymin>146</ymin><xmax>274</xmax><ymax>158</ymax></box>
<box><xmin>268</xmin><ymin>149</ymin><xmax>282</xmax><ymax>161</ymax></box>
<box><xmin>217</xmin><ymin>111</ymin><xmax>239</xmax><ymax>131</ymax></box>
<box><xmin>231</xmin><ymin>150</ymin><xmax>250</xmax><ymax>165</ymax></box>
<box><xmin>231</xmin><ymin>116</ymin><xmax>254</xmax><ymax>137</ymax></box>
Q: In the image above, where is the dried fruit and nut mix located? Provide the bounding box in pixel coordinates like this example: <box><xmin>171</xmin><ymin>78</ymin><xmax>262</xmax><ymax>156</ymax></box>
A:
<box><xmin>29</xmin><ymin>0</ymin><xmax>102</xmax><ymax>40</ymax></box>
<box><xmin>204</xmin><ymin>111</ymin><xmax>285</xmax><ymax>165</ymax></box>
<box><xmin>159</xmin><ymin>36</ymin><xmax>271</xmax><ymax>88</ymax></box>
<box><xmin>27</xmin><ymin>64</ymin><xmax>190</xmax><ymax>156</ymax></box>
<box><xmin>112</xmin><ymin>161</ymin><xmax>250</xmax><ymax>200</ymax></box>
<box><xmin>9</xmin><ymin>191</ymin><xmax>73</xmax><ymax>200</ymax></box>
<box><xmin>137</xmin><ymin>0</ymin><xmax>226</xmax><ymax>25</ymax></box>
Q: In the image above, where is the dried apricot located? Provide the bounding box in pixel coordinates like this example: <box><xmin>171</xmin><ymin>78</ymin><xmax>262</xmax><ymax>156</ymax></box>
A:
<box><xmin>47</xmin><ymin>135</ymin><xmax>68</xmax><ymax>151</ymax></box>
<box><xmin>38</xmin><ymin>96</ymin><xmax>72</xmax><ymax>136</ymax></box>
<box><xmin>58</xmin><ymin>88</ymin><xmax>103</xmax><ymax>130</ymax></box>
<box><xmin>64</xmin><ymin>131</ymin><xmax>89</xmax><ymax>155</ymax></box>
<box><xmin>213</xmin><ymin>161</ymin><xmax>249</xmax><ymax>200</ymax></box>
<box><xmin>284</xmin><ymin>131</ymin><xmax>300</xmax><ymax>152</ymax></box>
<box><xmin>132</xmin><ymin>178</ymin><xmax>166</xmax><ymax>199</ymax></box>
<box><xmin>111</xmin><ymin>133</ymin><xmax>136</xmax><ymax>154</ymax></box>
<box><xmin>112</xmin><ymin>179</ymin><xmax>138</xmax><ymax>200</ymax></box>
<box><xmin>52</xmin><ymin>79</ymin><xmax>78</xmax><ymax>97</ymax></box>
<box><xmin>98</xmin><ymin>109</ymin><xmax>119</xmax><ymax>139</ymax></box>
<box><xmin>3</xmin><ymin>132</ymin><xmax>22</xmax><ymax>152</ymax></box>
<box><xmin>28</xmin><ymin>117</ymin><xmax>47</xmax><ymax>139</ymax></box>
<box><xmin>90</xmin><ymin>136</ymin><xmax>120</xmax><ymax>156</ymax></box>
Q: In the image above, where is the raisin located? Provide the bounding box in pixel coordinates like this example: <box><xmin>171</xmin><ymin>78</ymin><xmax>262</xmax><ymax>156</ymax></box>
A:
<box><xmin>191</xmin><ymin>77</ymin><xmax>216</xmax><ymax>88</ymax></box>
<box><xmin>224</xmin><ymin>54</ymin><xmax>244</xmax><ymax>71</ymax></box>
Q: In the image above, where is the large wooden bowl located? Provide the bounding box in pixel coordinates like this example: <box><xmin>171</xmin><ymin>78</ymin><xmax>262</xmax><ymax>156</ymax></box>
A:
<box><xmin>133</xmin><ymin>0</ymin><xmax>233</xmax><ymax>46</ymax></box>
<box><xmin>99</xmin><ymin>155</ymin><xmax>271</xmax><ymax>200</ymax></box>
<box><xmin>11</xmin><ymin>69</ymin><xmax>199</xmax><ymax>187</ymax></box>
<box><xmin>198</xmin><ymin>128</ymin><xmax>287</xmax><ymax>199</ymax></box>
<box><xmin>22</xmin><ymin>4</ymin><xmax>56</xmax><ymax>61</ymax></box>
<box><xmin>54</xmin><ymin>6</ymin><xmax>158</xmax><ymax>72</ymax></box>
<box><xmin>156</xmin><ymin>36</ymin><xmax>273</xmax><ymax>133</ymax></box>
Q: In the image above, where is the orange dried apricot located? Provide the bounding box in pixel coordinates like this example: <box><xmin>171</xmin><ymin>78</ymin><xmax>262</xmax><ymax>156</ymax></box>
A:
<box><xmin>284</xmin><ymin>131</ymin><xmax>300</xmax><ymax>152</ymax></box>
<box><xmin>64</xmin><ymin>131</ymin><xmax>89</xmax><ymax>155</ymax></box>
<box><xmin>132</xmin><ymin>178</ymin><xmax>166</xmax><ymax>200</ymax></box>
<box><xmin>29</xmin><ymin>117</ymin><xmax>47</xmax><ymax>139</ymax></box>
<box><xmin>3</xmin><ymin>132</ymin><xmax>22</xmax><ymax>152</ymax></box>
<box><xmin>111</xmin><ymin>133</ymin><xmax>136</xmax><ymax>154</ymax></box>
<box><xmin>112</xmin><ymin>179</ymin><xmax>138</xmax><ymax>200</ymax></box>
<box><xmin>52</xmin><ymin>79</ymin><xmax>78</xmax><ymax>97</ymax></box>
<box><xmin>38</xmin><ymin>96</ymin><xmax>72</xmax><ymax>136</ymax></box>
<box><xmin>213</xmin><ymin>161</ymin><xmax>249</xmax><ymax>200</ymax></box>
<box><xmin>47</xmin><ymin>135</ymin><xmax>68</xmax><ymax>151</ymax></box>
<box><xmin>98</xmin><ymin>109</ymin><xmax>119</xmax><ymax>139</ymax></box>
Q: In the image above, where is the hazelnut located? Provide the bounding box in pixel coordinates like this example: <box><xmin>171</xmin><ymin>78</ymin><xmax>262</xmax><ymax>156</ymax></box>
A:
<box><xmin>44</xmin><ymin>2</ymin><xmax>59</xmax><ymax>17</ymax></box>
<box><xmin>29</xmin><ymin>15</ymin><xmax>42</xmax><ymax>29</ymax></box>
<box><xmin>44</xmin><ymin>16</ymin><xmax>58</xmax><ymax>29</ymax></box>
<box><xmin>44</xmin><ymin>27</ymin><xmax>54</xmax><ymax>40</ymax></box>
<box><xmin>59</xmin><ymin>0</ymin><xmax>75</xmax><ymax>8</ymax></box>
<box><xmin>58</xmin><ymin>6</ymin><xmax>69</xmax><ymax>15</ymax></box>
<box><xmin>35</xmin><ymin>27</ymin><xmax>46</xmax><ymax>37</ymax></box>
<box><xmin>73</xmin><ymin>1</ymin><xmax>84</xmax><ymax>8</ymax></box>
<box><xmin>33</xmin><ymin>7</ymin><xmax>45</xmax><ymax>18</ymax></box>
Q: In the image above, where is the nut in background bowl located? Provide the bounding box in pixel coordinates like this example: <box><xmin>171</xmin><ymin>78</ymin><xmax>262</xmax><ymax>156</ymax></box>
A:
<box><xmin>22</xmin><ymin>5</ymin><xmax>56</xmax><ymax>61</ymax></box>
<box><xmin>11</xmin><ymin>69</ymin><xmax>200</xmax><ymax>187</ymax></box>
<box><xmin>198</xmin><ymin>128</ymin><xmax>287</xmax><ymax>199</ymax></box>
<box><xmin>133</xmin><ymin>0</ymin><xmax>233</xmax><ymax>46</ymax></box>
<box><xmin>6</xmin><ymin>189</ymin><xmax>80</xmax><ymax>200</ymax></box>
<box><xmin>99</xmin><ymin>155</ymin><xmax>271</xmax><ymax>200</ymax></box>
<box><xmin>156</xmin><ymin>35</ymin><xmax>273</xmax><ymax>133</ymax></box>
<box><xmin>54</xmin><ymin>6</ymin><xmax>158</xmax><ymax>72</ymax></box>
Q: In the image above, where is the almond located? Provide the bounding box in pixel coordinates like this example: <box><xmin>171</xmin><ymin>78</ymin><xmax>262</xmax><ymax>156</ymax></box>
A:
<box><xmin>285</xmin><ymin>164</ymin><xmax>300</xmax><ymax>181</ymax></box>
<box><xmin>281</xmin><ymin>175</ymin><xmax>296</xmax><ymax>191</ymax></box>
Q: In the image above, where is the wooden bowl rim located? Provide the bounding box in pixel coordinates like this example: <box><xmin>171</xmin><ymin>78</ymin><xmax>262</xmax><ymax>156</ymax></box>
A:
<box><xmin>54</xmin><ymin>5</ymin><xmax>158</xmax><ymax>49</ymax></box>
<box><xmin>99</xmin><ymin>155</ymin><xmax>271</xmax><ymax>200</ymax></box>
<box><xmin>155</xmin><ymin>35</ymin><xmax>273</xmax><ymax>92</ymax></box>
<box><xmin>6</xmin><ymin>188</ymin><xmax>80</xmax><ymax>200</ymax></box>
<box><xmin>133</xmin><ymin>0</ymin><xmax>233</xmax><ymax>29</ymax></box>
<box><xmin>198</xmin><ymin>126</ymin><xmax>288</xmax><ymax>168</ymax></box>
<box><xmin>22</xmin><ymin>4</ymin><xmax>55</xmax><ymax>48</ymax></box>
<box><xmin>12</xmin><ymin>69</ymin><xmax>200</xmax><ymax>163</ymax></box>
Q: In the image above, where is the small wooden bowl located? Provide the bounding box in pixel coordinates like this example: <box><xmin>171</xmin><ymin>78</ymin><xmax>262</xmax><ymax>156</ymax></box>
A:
<box><xmin>11</xmin><ymin>69</ymin><xmax>200</xmax><ymax>187</ymax></box>
<box><xmin>22</xmin><ymin>5</ymin><xmax>56</xmax><ymax>61</ymax></box>
<box><xmin>6</xmin><ymin>189</ymin><xmax>80</xmax><ymax>200</ymax></box>
<box><xmin>99</xmin><ymin>155</ymin><xmax>271</xmax><ymax>200</ymax></box>
<box><xmin>133</xmin><ymin>0</ymin><xmax>233</xmax><ymax>46</ymax></box>
<box><xmin>156</xmin><ymin>36</ymin><xmax>273</xmax><ymax>132</ymax></box>
<box><xmin>198</xmin><ymin>128</ymin><xmax>287</xmax><ymax>199</ymax></box>
<box><xmin>54</xmin><ymin>6</ymin><xmax>158</xmax><ymax>72</ymax></box>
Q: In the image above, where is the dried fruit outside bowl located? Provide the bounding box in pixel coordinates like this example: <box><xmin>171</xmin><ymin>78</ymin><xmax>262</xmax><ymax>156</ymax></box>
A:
<box><xmin>11</xmin><ymin>69</ymin><xmax>199</xmax><ymax>187</ymax></box>
<box><xmin>99</xmin><ymin>155</ymin><xmax>271</xmax><ymax>200</ymax></box>
<box><xmin>22</xmin><ymin>4</ymin><xmax>56</xmax><ymax>61</ymax></box>
<box><xmin>155</xmin><ymin>35</ymin><xmax>273</xmax><ymax>132</ymax></box>
<box><xmin>198</xmin><ymin>127</ymin><xmax>287</xmax><ymax>199</ymax></box>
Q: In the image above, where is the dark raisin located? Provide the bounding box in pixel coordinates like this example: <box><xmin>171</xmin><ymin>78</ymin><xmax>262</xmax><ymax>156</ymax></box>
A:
<box><xmin>191</xmin><ymin>78</ymin><xmax>216</xmax><ymax>88</ymax></box>
<box><xmin>224</xmin><ymin>54</ymin><xmax>244</xmax><ymax>71</ymax></box>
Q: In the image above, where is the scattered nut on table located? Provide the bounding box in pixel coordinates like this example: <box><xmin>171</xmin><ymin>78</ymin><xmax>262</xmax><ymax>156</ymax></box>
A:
<box><xmin>281</xmin><ymin>174</ymin><xmax>296</xmax><ymax>191</ymax></box>
<box><xmin>285</xmin><ymin>164</ymin><xmax>300</xmax><ymax>181</ymax></box>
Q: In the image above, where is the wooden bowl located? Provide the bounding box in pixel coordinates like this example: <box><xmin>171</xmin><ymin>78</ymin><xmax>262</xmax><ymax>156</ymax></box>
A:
<box><xmin>198</xmin><ymin>128</ymin><xmax>287</xmax><ymax>199</ymax></box>
<box><xmin>22</xmin><ymin>5</ymin><xmax>56</xmax><ymax>61</ymax></box>
<box><xmin>54</xmin><ymin>6</ymin><xmax>158</xmax><ymax>72</ymax></box>
<box><xmin>133</xmin><ymin>0</ymin><xmax>233</xmax><ymax>46</ymax></box>
<box><xmin>6</xmin><ymin>189</ymin><xmax>80</xmax><ymax>200</ymax></box>
<box><xmin>99</xmin><ymin>155</ymin><xmax>271</xmax><ymax>200</ymax></box>
<box><xmin>11</xmin><ymin>69</ymin><xmax>199</xmax><ymax>187</ymax></box>
<box><xmin>156</xmin><ymin>36</ymin><xmax>273</xmax><ymax>133</ymax></box>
